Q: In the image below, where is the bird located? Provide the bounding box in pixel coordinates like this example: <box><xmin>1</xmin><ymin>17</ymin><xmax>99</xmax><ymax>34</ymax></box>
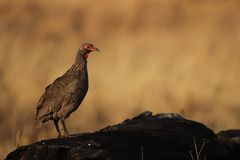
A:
<box><xmin>35</xmin><ymin>43</ymin><xmax>99</xmax><ymax>138</ymax></box>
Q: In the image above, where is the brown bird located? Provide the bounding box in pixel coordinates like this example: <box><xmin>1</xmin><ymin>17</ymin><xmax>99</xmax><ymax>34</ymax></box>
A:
<box><xmin>35</xmin><ymin>43</ymin><xmax>99</xmax><ymax>138</ymax></box>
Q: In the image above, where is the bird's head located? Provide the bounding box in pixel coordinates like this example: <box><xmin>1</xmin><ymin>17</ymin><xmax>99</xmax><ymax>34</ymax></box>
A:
<box><xmin>80</xmin><ymin>43</ymin><xmax>100</xmax><ymax>59</ymax></box>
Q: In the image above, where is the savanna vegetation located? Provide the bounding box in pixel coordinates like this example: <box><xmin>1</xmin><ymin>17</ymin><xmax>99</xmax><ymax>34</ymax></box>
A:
<box><xmin>0</xmin><ymin>0</ymin><xmax>240</xmax><ymax>159</ymax></box>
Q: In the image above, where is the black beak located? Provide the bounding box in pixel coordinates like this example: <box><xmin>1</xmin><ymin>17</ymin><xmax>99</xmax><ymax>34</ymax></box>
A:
<box><xmin>93</xmin><ymin>47</ymin><xmax>100</xmax><ymax>52</ymax></box>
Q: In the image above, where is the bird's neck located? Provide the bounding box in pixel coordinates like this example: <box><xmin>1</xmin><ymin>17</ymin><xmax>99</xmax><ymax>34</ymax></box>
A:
<box><xmin>67</xmin><ymin>49</ymin><xmax>88</xmax><ymax>73</ymax></box>
<box><xmin>75</xmin><ymin>49</ymin><xmax>88</xmax><ymax>64</ymax></box>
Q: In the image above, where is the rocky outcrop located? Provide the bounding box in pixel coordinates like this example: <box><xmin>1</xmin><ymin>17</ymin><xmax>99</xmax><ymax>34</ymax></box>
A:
<box><xmin>217</xmin><ymin>130</ymin><xmax>240</xmax><ymax>160</ymax></box>
<box><xmin>5</xmin><ymin>111</ymin><xmax>240</xmax><ymax>160</ymax></box>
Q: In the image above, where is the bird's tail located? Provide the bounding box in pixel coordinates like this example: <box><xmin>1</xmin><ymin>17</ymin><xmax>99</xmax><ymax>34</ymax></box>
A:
<box><xmin>35</xmin><ymin>113</ymin><xmax>53</xmax><ymax>128</ymax></box>
<box><xmin>35</xmin><ymin>117</ymin><xmax>42</xmax><ymax>128</ymax></box>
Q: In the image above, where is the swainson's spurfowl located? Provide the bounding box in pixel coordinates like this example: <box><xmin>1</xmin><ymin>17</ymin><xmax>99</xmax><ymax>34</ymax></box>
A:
<box><xmin>35</xmin><ymin>43</ymin><xmax>99</xmax><ymax>138</ymax></box>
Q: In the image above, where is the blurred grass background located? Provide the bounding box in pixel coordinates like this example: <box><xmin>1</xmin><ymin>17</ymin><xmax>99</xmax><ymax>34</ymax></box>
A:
<box><xmin>1</xmin><ymin>0</ymin><xmax>240</xmax><ymax>158</ymax></box>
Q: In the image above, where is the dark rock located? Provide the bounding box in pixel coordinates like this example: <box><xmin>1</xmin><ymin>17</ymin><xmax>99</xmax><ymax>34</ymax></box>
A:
<box><xmin>217</xmin><ymin>130</ymin><xmax>240</xmax><ymax>160</ymax></box>
<box><xmin>6</xmin><ymin>112</ymin><xmax>228</xmax><ymax>160</ymax></box>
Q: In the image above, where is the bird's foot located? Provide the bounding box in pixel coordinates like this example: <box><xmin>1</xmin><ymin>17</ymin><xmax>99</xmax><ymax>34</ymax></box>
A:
<box><xmin>62</xmin><ymin>133</ymin><xmax>72</xmax><ymax>138</ymax></box>
<box><xmin>72</xmin><ymin>132</ymin><xmax>88</xmax><ymax>137</ymax></box>
<box><xmin>58</xmin><ymin>134</ymin><xmax>63</xmax><ymax>138</ymax></box>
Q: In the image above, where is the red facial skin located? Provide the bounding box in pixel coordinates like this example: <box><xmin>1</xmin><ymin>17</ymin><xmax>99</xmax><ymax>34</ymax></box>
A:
<box><xmin>84</xmin><ymin>53</ymin><xmax>89</xmax><ymax>59</ymax></box>
<box><xmin>82</xmin><ymin>44</ymin><xmax>99</xmax><ymax>59</ymax></box>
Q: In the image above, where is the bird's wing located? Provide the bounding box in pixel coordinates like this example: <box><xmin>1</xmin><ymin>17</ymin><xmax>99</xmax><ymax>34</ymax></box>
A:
<box><xmin>35</xmin><ymin>74</ymin><xmax>80</xmax><ymax>120</ymax></box>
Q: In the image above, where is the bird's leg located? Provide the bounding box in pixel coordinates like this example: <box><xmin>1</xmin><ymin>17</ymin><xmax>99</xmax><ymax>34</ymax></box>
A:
<box><xmin>60</xmin><ymin>119</ymin><xmax>69</xmax><ymax>137</ymax></box>
<box><xmin>53</xmin><ymin>120</ymin><xmax>62</xmax><ymax>138</ymax></box>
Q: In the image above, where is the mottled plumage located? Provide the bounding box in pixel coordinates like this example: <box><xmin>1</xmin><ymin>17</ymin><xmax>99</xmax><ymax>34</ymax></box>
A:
<box><xmin>35</xmin><ymin>43</ymin><xmax>99</xmax><ymax>137</ymax></box>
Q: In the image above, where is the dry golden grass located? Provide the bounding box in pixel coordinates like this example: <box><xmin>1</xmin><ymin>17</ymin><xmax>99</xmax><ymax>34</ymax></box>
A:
<box><xmin>1</xmin><ymin>0</ymin><xmax>240</xmax><ymax>158</ymax></box>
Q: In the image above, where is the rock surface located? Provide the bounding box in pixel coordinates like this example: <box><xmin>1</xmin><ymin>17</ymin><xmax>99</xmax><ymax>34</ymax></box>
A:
<box><xmin>5</xmin><ymin>111</ymin><xmax>239</xmax><ymax>160</ymax></box>
<box><xmin>217</xmin><ymin>130</ymin><xmax>240</xmax><ymax>160</ymax></box>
